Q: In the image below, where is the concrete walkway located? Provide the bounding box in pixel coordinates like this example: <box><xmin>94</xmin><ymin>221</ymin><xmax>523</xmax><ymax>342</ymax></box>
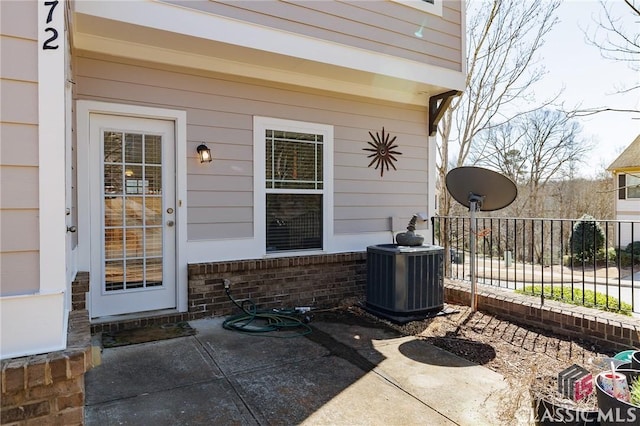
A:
<box><xmin>85</xmin><ymin>316</ymin><xmax>515</xmax><ymax>425</ymax></box>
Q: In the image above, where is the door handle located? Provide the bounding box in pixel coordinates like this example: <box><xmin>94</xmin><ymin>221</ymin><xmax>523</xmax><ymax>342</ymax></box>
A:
<box><xmin>166</xmin><ymin>220</ymin><xmax>174</xmax><ymax>227</ymax></box>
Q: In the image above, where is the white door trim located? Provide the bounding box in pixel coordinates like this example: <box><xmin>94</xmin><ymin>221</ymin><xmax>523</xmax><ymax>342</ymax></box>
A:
<box><xmin>76</xmin><ymin>101</ymin><xmax>188</xmax><ymax>316</ymax></box>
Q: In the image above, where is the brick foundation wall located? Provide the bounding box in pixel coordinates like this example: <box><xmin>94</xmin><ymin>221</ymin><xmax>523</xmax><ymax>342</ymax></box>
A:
<box><xmin>445</xmin><ymin>280</ymin><xmax>640</xmax><ymax>351</ymax></box>
<box><xmin>87</xmin><ymin>252</ymin><xmax>640</xmax><ymax>355</ymax></box>
<box><xmin>1</xmin><ymin>310</ymin><xmax>92</xmax><ymax>425</ymax></box>
<box><xmin>188</xmin><ymin>252</ymin><xmax>367</xmax><ymax>318</ymax></box>
<box><xmin>71</xmin><ymin>272</ymin><xmax>89</xmax><ymax>312</ymax></box>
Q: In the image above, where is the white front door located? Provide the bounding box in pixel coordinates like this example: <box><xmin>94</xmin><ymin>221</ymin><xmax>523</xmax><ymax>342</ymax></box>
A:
<box><xmin>89</xmin><ymin>114</ymin><xmax>176</xmax><ymax>317</ymax></box>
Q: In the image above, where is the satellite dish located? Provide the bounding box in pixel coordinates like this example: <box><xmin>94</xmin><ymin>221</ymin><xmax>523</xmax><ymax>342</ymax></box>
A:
<box><xmin>444</xmin><ymin>167</ymin><xmax>517</xmax><ymax>312</ymax></box>
<box><xmin>445</xmin><ymin>166</ymin><xmax>517</xmax><ymax>211</ymax></box>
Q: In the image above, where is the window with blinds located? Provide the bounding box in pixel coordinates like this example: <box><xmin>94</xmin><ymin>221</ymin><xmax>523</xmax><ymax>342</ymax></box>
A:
<box><xmin>265</xmin><ymin>130</ymin><xmax>323</xmax><ymax>252</ymax></box>
<box><xmin>627</xmin><ymin>174</ymin><xmax>640</xmax><ymax>199</ymax></box>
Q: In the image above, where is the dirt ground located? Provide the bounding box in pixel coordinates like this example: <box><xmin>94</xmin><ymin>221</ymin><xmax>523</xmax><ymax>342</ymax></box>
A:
<box><xmin>339</xmin><ymin>303</ymin><xmax>623</xmax><ymax>420</ymax></box>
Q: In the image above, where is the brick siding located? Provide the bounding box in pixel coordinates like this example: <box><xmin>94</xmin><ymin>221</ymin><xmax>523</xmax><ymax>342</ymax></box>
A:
<box><xmin>445</xmin><ymin>281</ymin><xmax>640</xmax><ymax>352</ymax></box>
<box><xmin>187</xmin><ymin>252</ymin><xmax>367</xmax><ymax>318</ymax></box>
<box><xmin>1</xmin><ymin>309</ymin><xmax>92</xmax><ymax>425</ymax></box>
<box><xmin>88</xmin><ymin>252</ymin><xmax>640</xmax><ymax>355</ymax></box>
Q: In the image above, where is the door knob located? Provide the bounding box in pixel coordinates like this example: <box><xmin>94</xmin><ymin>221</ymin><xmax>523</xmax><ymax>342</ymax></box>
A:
<box><xmin>167</xmin><ymin>220</ymin><xmax>174</xmax><ymax>227</ymax></box>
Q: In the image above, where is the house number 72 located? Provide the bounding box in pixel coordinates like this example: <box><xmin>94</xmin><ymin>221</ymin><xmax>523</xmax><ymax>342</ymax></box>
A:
<box><xmin>42</xmin><ymin>0</ymin><xmax>59</xmax><ymax>50</ymax></box>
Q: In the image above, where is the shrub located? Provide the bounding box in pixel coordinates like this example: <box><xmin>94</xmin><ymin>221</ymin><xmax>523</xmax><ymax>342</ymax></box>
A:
<box><xmin>569</xmin><ymin>215</ymin><xmax>605</xmax><ymax>262</ymax></box>
<box><xmin>626</xmin><ymin>241</ymin><xmax>640</xmax><ymax>254</ymax></box>
<box><xmin>516</xmin><ymin>285</ymin><xmax>632</xmax><ymax>316</ymax></box>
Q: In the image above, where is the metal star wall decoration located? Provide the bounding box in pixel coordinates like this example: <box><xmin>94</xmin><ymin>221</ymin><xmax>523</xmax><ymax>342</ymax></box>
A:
<box><xmin>363</xmin><ymin>127</ymin><xmax>402</xmax><ymax>177</ymax></box>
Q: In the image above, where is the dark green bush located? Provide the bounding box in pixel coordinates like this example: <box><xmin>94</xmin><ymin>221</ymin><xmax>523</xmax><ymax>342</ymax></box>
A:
<box><xmin>569</xmin><ymin>215</ymin><xmax>605</xmax><ymax>262</ymax></box>
<box><xmin>564</xmin><ymin>248</ymin><xmax>616</xmax><ymax>267</ymax></box>
<box><xmin>625</xmin><ymin>241</ymin><xmax>640</xmax><ymax>254</ymax></box>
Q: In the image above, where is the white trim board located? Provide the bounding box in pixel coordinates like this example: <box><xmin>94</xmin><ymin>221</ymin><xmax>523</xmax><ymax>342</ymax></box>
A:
<box><xmin>38</xmin><ymin>0</ymin><xmax>66</xmax><ymax>295</ymax></box>
<box><xmin>72</xmin><ymin>0</ymin><xmax>465</xmax><ymax>104</ymax></box>
<box><xmin>0</xmin><ymin>292</ymin><xmax>67</xmax><ymax>360</ymax></box>
<box><xmin>392</xmin><ymin>0</ymin><xmax>443</xmax><ymax>16</ymax></box>
<box><xmin>186</xmin><ymin>232</ymin><xmax>394</xmax><ymax>264</ymax></box>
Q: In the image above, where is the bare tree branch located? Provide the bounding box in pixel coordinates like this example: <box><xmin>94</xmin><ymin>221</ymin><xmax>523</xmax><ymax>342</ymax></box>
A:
<box><xmin>473</xmin><ymin>109</ymin><xmax>594</xmax><ymax>216</ymax></box>
<box><xmin>584</xmin><ymin>0</ymin><xmax>640</xmax><ymax>72</ymax></box>
<box><xmin>571</xmin><ymin>107</ymin><xmax>640</xmax><ymax>117</ymax></box>
<box><xmin>437</xmin><ymin>0</ymin><xmax>561</xmax><ymax>217</ymax></box>
<box><xmin>624</xmin><ymin>0</ymin><xmax>640</xmax><ymax>15</ymax></box>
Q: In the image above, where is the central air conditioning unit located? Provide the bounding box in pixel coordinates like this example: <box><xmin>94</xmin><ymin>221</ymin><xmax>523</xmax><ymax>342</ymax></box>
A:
<box><xmin>365</xmin><ymin>244</ymin><xmax>444</xmax><ymax>322</ymax></box>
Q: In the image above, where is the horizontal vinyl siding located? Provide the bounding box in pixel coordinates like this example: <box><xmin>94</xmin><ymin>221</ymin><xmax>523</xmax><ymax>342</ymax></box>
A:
<box><xmin>0</xmin><ymin>0</ymin><xmax>39</xmax><ymax>296</ymax></box>
<box><xmin>0</xmin><ymin>123</ymin><xmax>38</xmax><ymax>166</ymax></box>
<box><xmin>1</xmin><ymin>80</ymin><xmax>38</xmax><ymax>124</ymax></box>
<box><xmin>75</xmin><ymin>55</ymin><xmax>431</xmax><ymax>240</ymax></box>
<box><xmin>162</xmin><ymin>0</ymin><xmax>463</xmax><ymax>72</ymax></box>
<box><xmin>0</xmin><ymin>36</ymin><xmax>38</xmax><ymax>82</ymax></box>
<box><xmin>0</xmin><ymin>0</ymin><xmax>38</xmax><ymax>40</ymax></box>
<box><xmin>0</xmin><ymin>252</ymin><xmax>39</xmax><ymax>296</ymax></box>
<box><xmin>0</xmin><ymin>166</ymin><xmax>39</xmax><ymax>208</ymax></box>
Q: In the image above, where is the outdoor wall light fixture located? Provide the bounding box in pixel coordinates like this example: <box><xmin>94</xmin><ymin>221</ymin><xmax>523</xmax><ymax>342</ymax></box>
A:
<box><xmin>196</xmin><ymin>143</ymin><xmax>212</xmax><ymax>163</ymax></box>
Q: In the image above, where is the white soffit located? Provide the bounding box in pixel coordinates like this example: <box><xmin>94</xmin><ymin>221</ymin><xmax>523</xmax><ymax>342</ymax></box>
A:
<box><xmin>72</xmin><ymin>1</ymin><xmax>464</xmax><ymax>104</ymax></box>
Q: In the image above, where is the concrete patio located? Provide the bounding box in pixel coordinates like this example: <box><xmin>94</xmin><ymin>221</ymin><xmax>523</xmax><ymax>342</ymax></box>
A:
<box><xmin>85</xmin><ymin>313</ymin><xmax>517</xmax><ymax>425</ymax></box>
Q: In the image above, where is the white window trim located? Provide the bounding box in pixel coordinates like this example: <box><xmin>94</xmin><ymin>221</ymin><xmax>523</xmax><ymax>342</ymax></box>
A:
<box><xmin>392</xmin><ymin>0</ymin><xmax>443</xmax><ymax>17</ymax></box>
<box><xmin>254</xmin><ymin>117</ymin><xmax>334</xmax><ymax>257</ymax></box>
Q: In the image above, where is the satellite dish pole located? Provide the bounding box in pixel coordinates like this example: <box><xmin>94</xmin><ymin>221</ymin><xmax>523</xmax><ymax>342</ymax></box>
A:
<box><xmin>445</xmin><ymin>167</ymin><xmax>517</xmax><ymax>314</ymax></box>
<box><xmin>468</xmin><ymin>194</ymin><xmax>484</xmax><ymax>312</ymax></box>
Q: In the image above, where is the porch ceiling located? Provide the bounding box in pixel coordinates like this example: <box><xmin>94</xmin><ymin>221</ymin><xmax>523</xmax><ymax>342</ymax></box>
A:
<box><xmin>71</xmin><ymin>2</ymin><xmax>464</xmax><ymax>106</ymax></box>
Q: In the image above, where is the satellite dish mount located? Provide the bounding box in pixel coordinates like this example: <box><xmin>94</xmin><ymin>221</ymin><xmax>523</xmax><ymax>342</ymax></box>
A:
<box><xmin>445</xmin><ymin>167</ymin><xmax>517</xmax><ymax>311</ymax></box>
<box><xmin>468</xmin><ymin>193</ymin><xmax>484</xmax><ymax>212</ymax></box>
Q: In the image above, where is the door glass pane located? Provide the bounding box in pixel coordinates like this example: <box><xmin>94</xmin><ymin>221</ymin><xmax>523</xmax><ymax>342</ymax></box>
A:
<box><xmin>145</xmin><ymin>227</ymin><xmax>163</xmax><ymax>257</ymax></box>
<box><xmin>125</xmin><ymin>133</ymin><xmax>143</xmax><ymax>163</ymax></box>
<box><xmin>103</xmin><ymin>129</ymin><xmax>164</xmax><ymax>292</ymax></box>
<box><xmin>126</xmin><ymin>259</ymin><xmax>144</xmax><ymax>288</ymax></box>
<box><xmin>125</xmin><ymin>196</ymin><xmax>144</xmax><ymax>226</ymax></box>
<box><xmin>146</xmin><ymin>197</ymin><xmax>162</xmax><ymax>225</ymax></box>
<box><xmin>145</xmin><ymin>135</ymin><xmax>162</xmax><ymax>164</ymax></box>
<box><xmin>104</xmin><ymin>131</ymin><xmax>122</xmax><ymax>162</ymax></box>
<box><xmin>105</xmin><ymin>228</ymin><xmax>123</xmax><ymax>260</ymax></box>
<box><xmin>146</xmin><ymin>258</ymin><xmax>163</xmax><ymax>287</ymax></box>
<box><xmin>146</xmin><ymin>166</ymin><xmax>162</xmax><ymax>194</ymax></box>
<box><xmin>125</xmin><ymin>228</ymin><xmax>143</xmax><ymax>259</ymax></box>
<box><xmin>105</xmin><ymin>196</ymin><xmax>124</xmax><ymax>227</ymax></box>
<box><xmin>104</xmin><ymin>165</ymin><xmax>122</xmax><ymax>195</ymax></box>
<box><xmin>105</xmin><ymin>260</ymin><xmax>124</xmax><ymax>291</ymax></box>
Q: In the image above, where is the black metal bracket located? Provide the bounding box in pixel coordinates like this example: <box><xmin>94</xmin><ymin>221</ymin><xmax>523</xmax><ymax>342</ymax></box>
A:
<box><xmin>428</xmin><ymin>90</ymin><xmax>462</xmax><ymax>136</ymax></box>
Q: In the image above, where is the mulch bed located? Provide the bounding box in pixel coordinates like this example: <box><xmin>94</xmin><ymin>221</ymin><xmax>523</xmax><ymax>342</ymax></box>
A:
<box><xmin>313</xmin><ymin>303</ymin><xmax>621</xmax><ymax>420</ymax></box>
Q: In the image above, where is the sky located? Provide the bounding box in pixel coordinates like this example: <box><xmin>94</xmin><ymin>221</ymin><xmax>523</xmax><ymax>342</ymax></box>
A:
<box><xmin>537</xmin><ymin>0</ymin><xmax>640</xmax><ymax>177</ymax></box>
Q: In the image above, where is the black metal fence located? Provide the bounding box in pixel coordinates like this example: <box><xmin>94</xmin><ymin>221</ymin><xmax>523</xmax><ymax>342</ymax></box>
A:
<box><xmin>431</xmin><ymin>216</ymin><xmax>640</xmax><ymax>315</ymax></box>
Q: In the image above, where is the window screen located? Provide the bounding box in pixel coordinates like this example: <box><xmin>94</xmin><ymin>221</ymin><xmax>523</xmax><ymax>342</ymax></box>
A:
<box><xmin>265</xmin><ymin>129</ymin><xmax>323</xmax><ymax>252</ymax></box>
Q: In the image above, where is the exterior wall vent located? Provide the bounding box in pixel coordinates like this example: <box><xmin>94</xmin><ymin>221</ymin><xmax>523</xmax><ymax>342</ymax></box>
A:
<box><xmin>365</xmin><ymin>244</ymin><xmax>444</xmax><ymax>322</ymax></box>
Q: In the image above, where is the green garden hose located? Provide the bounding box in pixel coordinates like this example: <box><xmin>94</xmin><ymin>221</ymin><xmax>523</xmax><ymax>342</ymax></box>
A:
<box><xmin>222</xmin><ymin>286</ymin><xmax>312</xmax><ymax>337</ymax></box>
